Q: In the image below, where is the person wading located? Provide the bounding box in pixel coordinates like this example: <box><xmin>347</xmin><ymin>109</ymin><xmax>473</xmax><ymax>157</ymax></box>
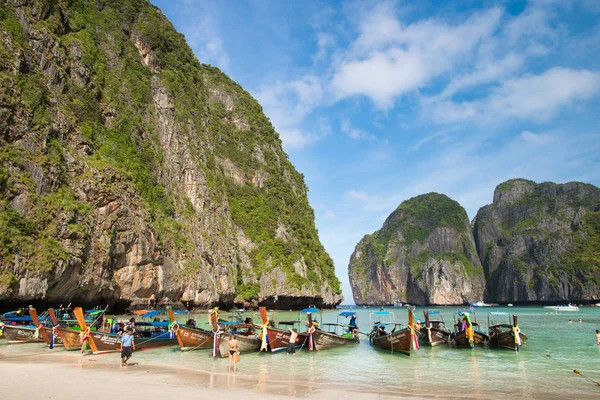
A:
<box><xmin>120</xmin><ymin>327</ymin><xmax>135</xmax><ymax>367</ymax></box>
<box><xmin>228</xmin><ymin>336</ymin><xmax>239</xmax><ymax>372</ymax></box>
<box><xmin>287</xmin><ymin>328</ymin><xmax>298</xmax><ymax>356</ymax></box>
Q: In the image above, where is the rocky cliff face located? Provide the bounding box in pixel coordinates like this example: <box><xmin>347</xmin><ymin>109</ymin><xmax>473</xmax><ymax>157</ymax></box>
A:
<box><xmin>0</xmin><ymin>0</ymin><xmax>341</xmax><ymax>309</ymax></box>
<box><xmin>348</xmin><ymin>193</ymin><xmax>485</xmax><ymax>305</ymax></box>
<box><xmin>473</xmin><ymin>179</ymin><xmax>600</xmax><ymax>303</ymax></box>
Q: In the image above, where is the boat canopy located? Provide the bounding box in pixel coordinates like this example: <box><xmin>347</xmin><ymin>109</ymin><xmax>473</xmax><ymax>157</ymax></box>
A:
<box><xmin>278</xmin><ymin>320</ymin><xmax>303</xmax><ymax>325</ymax></box>
<box><xmin>301</xmin><ymin>307</ymin><xmax>319</xmax><ymax>313</ymax></box>
<box><xmin>489</xmin><ymin>312</ymin><xmax>509</xmax><ymax>317</ymax></box>
<box><xmin>374</xmin><ymin>311</ymin><xmax>391</xmax><ymax>315</ymax></box>
<box><xmin>372</xmin><ymin>322</ymin><xmax>403</xmax><ymax>327</ymax></box>
<box><xmin>339</xmin><ymin>311</ymin><xmax>356</xmax><ymax>317</ymax></box>
<box><xmin>86</xmin><ymin>309</ymin><xmax>104</xmax><ymax>315</ymax></box>
<box><xmin>135</xmin><ymin>321</ymin><xmax>170</xmax><ymax>327</ymax></box>
<box><xmin>456</xmin><ymin>310</ymin><xmax>473</xmax><ymax>316</ymax></box>
<box><xmin>427</xmin><ymin>309</ymin><xmax>441</xmax><ymax>315</ymax></box>
<box><xmin>142</xmin><ymin>310</ymin><xmax>165</xmax><ymax>318</ymax></box>
<box><xmin>173</xmin><ymin>310</ymin><xmax>188</xmax><ymax>315</ymax></box>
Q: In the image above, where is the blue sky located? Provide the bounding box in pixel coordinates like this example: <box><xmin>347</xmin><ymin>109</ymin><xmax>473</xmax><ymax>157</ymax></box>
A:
<box><xmin>150</xmin><ymin>0</ymin><xmax>600</xmax><ymax>303</ymax></box>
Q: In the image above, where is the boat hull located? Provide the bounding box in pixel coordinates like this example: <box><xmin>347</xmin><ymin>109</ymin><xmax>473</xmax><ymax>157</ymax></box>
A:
<box><xmin>2</xmin><ymin>325</ymin><xmax>46</xmax><ymax>344</ymax></box>
<box><xmin>452</xmin><ymin>330</ymin><xmax>489</xmax><ymax>347</ymax></box>
<box><xmin>266</xmin><ymin>327</ymin><xmax>308</xmax><ymax>352</ymax></box>
<box><xmin>86</xmin><ymin>331</ymin><xmax>178</xmax><ymax>354</ymax></box>
<box><xmin>217</xmin><ymin>332</ymin><xmax>261</xmax><ymax>358</ymax></box>
<box><xmin>489</xmin><ymin>330</ymin><xmax>527</xmax><ymax>351</ymax></box>
<box><xmin>312</xmin><ymin>330</ymin><xmax>359</xmax><ymax>350</ymax></box>
<box><xmin>55</xmin><ymin>327</ymin><xmax>85</xmax><ymax>351</ymax></box>
<box><xmin>421</xmin><ymin>327</ymin><xmax>450</xmax><ymax>347</ymax></box>
<box><xmin>175</xmin><ymin>325</ymin><xmax>214</xmax><ymax>351</ymax></box>
<box><xmin>370</xmin><ymin>329</ymin><xmax>412</xmax><ymax>355</ymax></box>
<box><xmin>39</xmin><ymin>326</ymin><xmax>64</xmax><ymax>347</ymax></box>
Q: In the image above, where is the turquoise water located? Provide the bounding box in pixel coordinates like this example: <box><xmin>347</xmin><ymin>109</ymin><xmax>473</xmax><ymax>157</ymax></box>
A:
<box><xmin>2</xmin><ymin>306</ymin><xmax>600</xmax><ymax>398</ymax></box>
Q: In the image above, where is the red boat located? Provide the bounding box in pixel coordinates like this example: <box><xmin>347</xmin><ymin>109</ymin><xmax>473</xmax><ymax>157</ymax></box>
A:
<box><xmin>259</xmin><ymin>307</ymin><xmax>309</xmax><ymax>353</ymax></box>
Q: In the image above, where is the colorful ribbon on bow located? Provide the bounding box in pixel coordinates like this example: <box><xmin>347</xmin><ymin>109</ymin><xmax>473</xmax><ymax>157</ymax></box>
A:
<box><xmin>513</xmin><ymin>325</ymin><xmax>522</xmax><ymax>352</ymax></box>
<box><xmin>168</xmin><ymin>322</ymin><xmax>179</xmax><ymax>339</ymax></box>
<box><xmin>79</xmin><ymin>327</ymin><xmax>91</xmax><ymax>353</ymax></box>
<box><xmin>50</xmin><ymin>325</ymin><xmax>59</xmax><ymax>349</ymax></box>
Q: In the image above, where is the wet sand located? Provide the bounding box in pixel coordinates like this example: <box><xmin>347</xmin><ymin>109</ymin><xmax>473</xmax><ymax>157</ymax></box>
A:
<box><xmin>0</xmin><ymin>340</ymin><xmax>421</xmax><ymax>400</ymax></box>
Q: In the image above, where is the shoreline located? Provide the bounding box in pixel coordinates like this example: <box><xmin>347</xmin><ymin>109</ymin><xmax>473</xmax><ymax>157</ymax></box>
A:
<box><xmin>0</xmin><ymin>342</ymin><xmax>429</xmax><ymax>400</ymax></box>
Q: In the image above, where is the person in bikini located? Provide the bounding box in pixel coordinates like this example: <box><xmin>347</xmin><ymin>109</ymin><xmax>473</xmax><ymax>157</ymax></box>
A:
<box><xmin>228</xmin><ymin>336</ymin><xmax>239</xmax><ymax>372</ymax></box>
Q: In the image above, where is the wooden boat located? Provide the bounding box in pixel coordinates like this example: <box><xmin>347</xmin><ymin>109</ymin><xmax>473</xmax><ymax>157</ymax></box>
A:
<box><xmin>451</xmin><ymin>310</ymin><xmax>489</xmax><ymax>347</ymax></box>
<box><xmin>369</xmin><ymin>309</ymin><xmax>420</xmax><ymax>356</ymax></box>
<box><xmin>488</xmin><ymin>313</ymin><xmax>527</xmax><ymax>351</ymax></box>
<box><xmin>259</xmin><ymin>307</ymin><xmax>309</xmax><ymax>353</ymax></box>
<box><xmin>48</xmin><ymin>308</ymin><xmax>84</xmax><ymax>351</ymax></box>
<box><xmin>74</xmin><ymin>307</ymin><xmax>178</xmax><ymax>354</ymax></box>
<box><xmin>29</xmin><ymin>307</ymin><xmax>63</xmax><ymax>348</ymax></box>
<box><xmin>420</xmin><ymin>309</ymin><xmax>451</xmax><ymax>347</ymax></box>
<box><xmin>216</xmin><ymin>323</ymin><xmax>261</xmax><ymax>357</ymax></box>
<box><xmin>167</xmin><ymin>308</ymin><xmax>215</xmax><ymax>351</ymax></box>
<box><xmin>1</xmin><ymin>324</ymin><xmax>46</xmax><ymax>344</ymax></box>
<box><xmin>311</xmin><ymin>310</ymin><xmax>359</xmax><ymax>350</ymax></box>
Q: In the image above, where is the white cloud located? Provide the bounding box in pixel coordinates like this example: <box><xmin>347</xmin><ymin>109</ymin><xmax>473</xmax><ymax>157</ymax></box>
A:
<box><xmin>181</xmin><ymin>2</ymin><xmax>230</xmax><ymax>70</ymax></box>
<box><xmin>324</xmin><ymin>210</ymin><xmax>336</xmax><ymax>219</ymax></box>
<box><xmin>254</xmin><ymin>75</ymin><xmax>326</xmax><ymax>150</ymax></box>
<box><xmin>331</xmin><ymin>5</ymin><xmax>503</xmax><ymax>108</ymax></box>
<box><xmin>313</xmin><ymin>33</ymin><xmax>336</xmax><ymax>63</ymax></box>
<box><xmin>431</xmin><ymin>68</ymin><xmax>600</xmax><ymax>123</ymax></box>
<box><xmin>341</xmin><ymin>118</ymin><xmax>376</xmax><ymax>140</ymax></box>
<box><xmin>345</xmin><ymin>190</ymin><xmax>372</xmax><ymax>202</ymax></box>
<box><xmin>521</xmin><ymin>130</ymin><xmax>552</xmax><ymax>144</ymax></box>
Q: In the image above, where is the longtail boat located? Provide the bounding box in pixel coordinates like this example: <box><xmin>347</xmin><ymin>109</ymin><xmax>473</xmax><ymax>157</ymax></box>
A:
<box><xmin>421</xmin><ymin>309</ymin><xmax>451</xmax><ymax>347</ymax></box>
<box><xmin>368</xmin><ymin>309</ymin><xmax>420</xmax><ymax>356</ymax></box>
<box><xmin>487</xmin><ymin>313</ymin><xmax>527</xmax><ymax>351</ymax></box>
<box><xmin>2</xmin><ymin>306</ymin><xmax>47</xmax><ymax>344</ymax></box>
<box><xmin>48</xmin><ymin>308</ymin><xmax>84</xmax><ymax>351</ymax></box>
<box><xmin>216</xmin><ymin>323</ymin><xmax>261</xmax><ymax>357</ymax></box>
<box><xmin>74</xmin><ymin>307</ymin><xmax>178</xmax><ymax>354</ymax></box>
<box><xmin>260</xmin><ymin>307</ymin><xmax>309</xmax><ymax>352</ymax></box>
<box><xmin>311</xmin><ymin>310</ymin><xmax>360</xmax><ymax>350</ymax></box>
<box><xmin>451</xmin><ymin>310</ymin><xmax>489</xmax><ymax>347</ymax></box>
<box><xmin>1</xmin><ymin>322</ymin><xmax>46</xmax><ymax>344</ymax></box>
<box><xmin>28</xmin><ymin>307</ymin><xmax>63</xmax><ymax>348</ymax></box>
<box><xmin>167</xmin><ymin>307</ymin><xmax>215</xmax><ymax>351</ymax></box>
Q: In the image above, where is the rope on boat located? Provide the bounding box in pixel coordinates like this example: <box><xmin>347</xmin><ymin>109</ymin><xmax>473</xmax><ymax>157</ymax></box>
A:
<box><xmin>186</xmin><ymin>333</ymin><xmax>214</xmax><ymax>352</ymax></box>
<box><xmin>545</xmin><ymin>353</ymin><xmax>600</xmax><ymax>387</ymax></box>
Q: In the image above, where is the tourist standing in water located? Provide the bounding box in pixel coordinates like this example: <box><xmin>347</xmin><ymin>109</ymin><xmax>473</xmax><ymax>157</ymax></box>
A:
<box><xmin>228</xmin><ymin>336</ymin><xmax>239</xmax><ymax>372</ymax></box>
<box><xmin>596</xmin><ymin>330</ymin><xmax>600</xmax><ymax>345</ymax></box>
<box><xmin>287</xmin><ymin>328</ymin><xmax>298</xmax><ymax>355</ymax></box>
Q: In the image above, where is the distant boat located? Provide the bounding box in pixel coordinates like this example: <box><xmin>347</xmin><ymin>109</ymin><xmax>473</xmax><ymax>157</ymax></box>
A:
<box><xmin>470</xmin><ymin>301</ymin><xmax>491</xmax><ymax>307</ymax></box>
<box><xmin>393</xmin><ymin>300</ymin><xmax>403</xmax><ymax>307</ymax></box>
<box><xmin>507</xmin><ymin>304</ymin><xmax>513</xmax><ymax>307</ymax></box>
<box><xmin>543</xmin><ymin>304</ymin><xmax>579</xmax><ymax>312</ymax></box>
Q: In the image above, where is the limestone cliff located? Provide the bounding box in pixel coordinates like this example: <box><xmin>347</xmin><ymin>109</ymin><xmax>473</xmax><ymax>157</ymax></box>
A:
<box><xmin>473</xmin><ymin>179</ymin><xmax>600</xmax><ymax>303</ymax></box>
<box><xmin>0</xmin><ymin>0</ymin><xmax>341</xmax><ymax>309</ymax></box>
<box><xmin>348</xmin><ymin>193</ymin><xmax>485</xmax><ymax>305</ymax></box>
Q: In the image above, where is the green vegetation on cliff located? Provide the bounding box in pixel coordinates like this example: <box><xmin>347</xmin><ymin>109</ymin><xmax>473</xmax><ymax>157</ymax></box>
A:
<box><xmin>0</xmin><ymin>0</ymin><xmax>340</xmax><ymax>304</ymax></box>
<box><xmin>371</xmin><ymin>193</ymin><xmax>467</xmax><ymax>260</ymax></box>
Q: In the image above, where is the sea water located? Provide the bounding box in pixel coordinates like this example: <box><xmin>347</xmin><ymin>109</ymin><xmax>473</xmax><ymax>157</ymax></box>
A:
<box><xmin>2</xmin><ymin>306</ymin><xmax>600</xmax><ymax>398</ymax></box>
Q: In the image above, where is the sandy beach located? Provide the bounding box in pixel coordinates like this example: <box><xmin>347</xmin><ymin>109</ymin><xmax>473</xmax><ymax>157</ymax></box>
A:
<box><xmin>0</xmin><ymin>341</ymin><xmax>420</xmax><ymax>400</ymax></box>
